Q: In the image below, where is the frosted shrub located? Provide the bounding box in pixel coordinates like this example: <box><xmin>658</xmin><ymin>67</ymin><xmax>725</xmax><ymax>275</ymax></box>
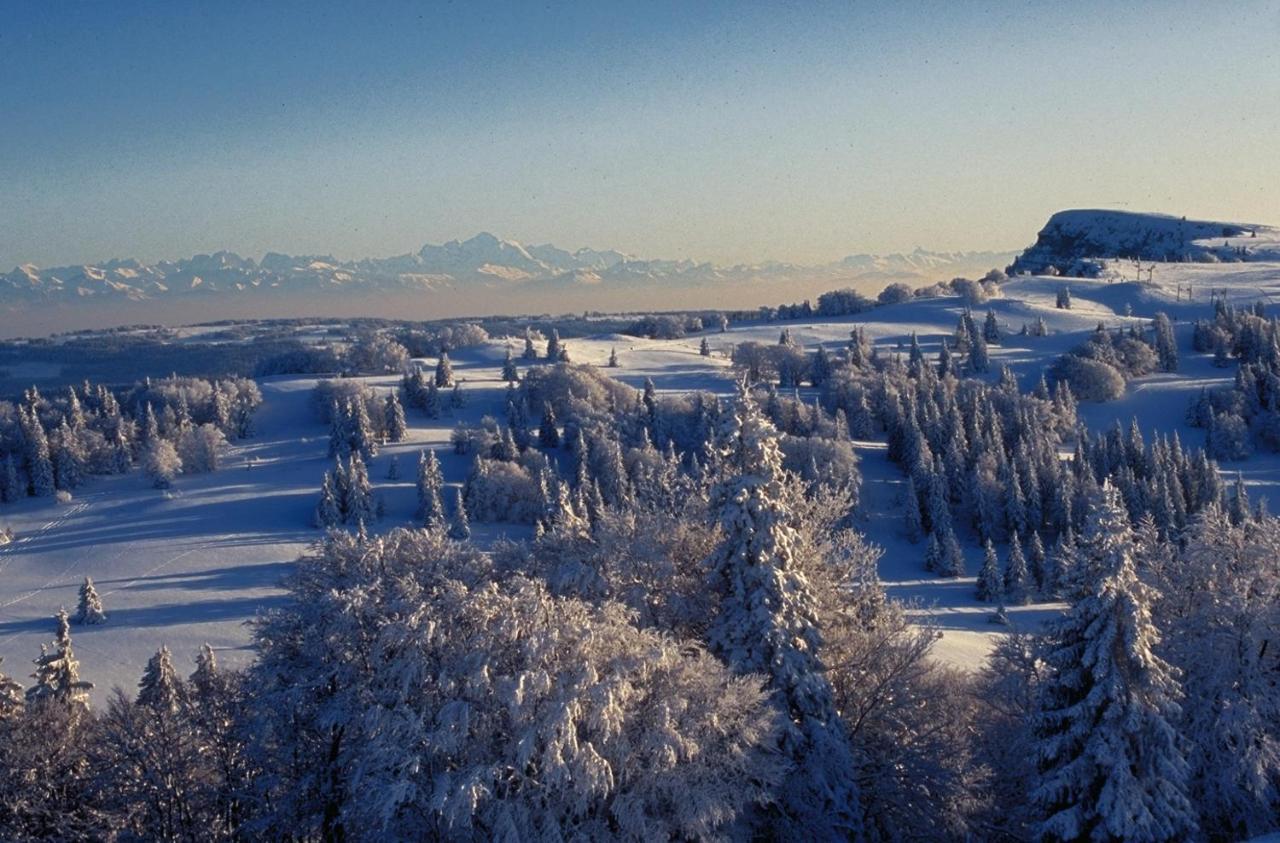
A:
<box><xmin>1049</xmin><ymin>355</ymin><xmax>1125</xmax><ymax>402</ymax></box>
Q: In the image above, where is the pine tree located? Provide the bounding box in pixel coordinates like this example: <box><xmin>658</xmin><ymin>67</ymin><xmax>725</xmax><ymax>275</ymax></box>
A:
<box><xmin>1028</xmin><ymin>530</ymin><xmax>1048</xmax><ymax>593</ymax></box>
<box><xmin>984</xmin><ymin>309</ymin><xmax>1002</xmax><ymax>344</ymax></box>
<box><xmin>538</xmin><ymin>403</ymin><xmax>560</xmax><ymax>448</ymax></box>
<box><xmin>939</xmin><ymin>527</ymin><xmax>966</xmax><ymax>577</ymax></box>
<box><xmin>0</xmin><ymin>657</ymin><xmax>23</xmax><ymax>720</ymax></box>
<box><xmin>545</xmin><ymin>329</ymin><xmax>562</xmax><ymax>361</ymax></box>
<box><xmin>608</xmin><ymin>347</ymin><xmax>619</xmax><ymax>367</ymax></box>
<box><xmin>74</xmin><ymin>577</ymin><xmax>106</xmax><ymax>625</ymax></box>
<box><xmin>522</xmin><ymin>327</ymin><xmax>538</xmax><ymax>360</ymax></box>
<box><xmin>416</xmin><ymin>450</ymin><xmax>446</xmax><ymax>528</ymax></box>
<box><xmin>23</xmin><ymin>409</ymin><xmax>55</xmax><ymax>497</ymax></box>
<box><xmin>706</xmin><ymin>384</ymin><xmax>862</xmax><ymax>837</ymax></box>
<box><xmin>699</xmin><ymin>338</ymin><xmax>710</xmax><ymax>357</ymax></box>
<box><xmin>434</xmin><ymin>352</ymin><xmax>454</xmax><ymax>387</ymax></box>
<box><xmin>315</xmin><ymin>471</ymin><xmax>342</xmax><ymax>528</ymax></box>
<box><xmin>1056</xmin><ymin>286</ymin><xmax>1072</xmax><ymax>309</ymax></box>
<box><xmin>347</xmin><ymin>454</ymin><xmax>375</xmax><ymax>525</ymax></box>
<box><xmin>137</xmin><ymin>646</ymin><xmax>183</xmax><ymax>713</ymax></box>
<box><xmin>501</xmin><ymin>346</ymin><xmax>519</xmax><ymax>382</ymax></box>
<box><xmin>1</xmin><ymin>453</ymin><xmax>19</xmax><ymax>502</ymax></box>
<box><xmin>903</xmin><ymin>483</ymin><xmax>924</xmax><ymax>543</ymax></box>
<box><xmin>924</xmin><ymin>532</ymin><xmax>943</xmax><ymax>572</ymax></box>
<box><xmin>1031</xmin><ymin>482</ymin><xmax>1196</xmax><ymax>842</ymax></box>
<box><xmin>447</xmin><ymin>486</ymin><xmax>471</xmax><ymax>540</ymax></box>
<box><xmin>1004</xmin><ymin>534</ymin><xmax>1031</xmax><ymax>604</ymax></box>
<box><xmin>385</xmin><ymin>454</ymin><xmax>400</xmax><ymax>481</ymax></box>
<box><xmin>383</xmin><ymin>391</ymin><xmax>407</xmax><ymax>443</ymax></box>
<box><xmin>976</xmin><ymin>540</ymin><xmax>1003</xmax><ymax>602</ymax></box>
<box><xmin>26</xmin><ymin>608</ymin><xmax>92</xmax><ymax>711</ymax></box>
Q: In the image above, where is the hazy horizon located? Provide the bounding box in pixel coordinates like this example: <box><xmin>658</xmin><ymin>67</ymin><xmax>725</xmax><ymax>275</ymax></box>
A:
<box><xmin>3</xmin><ymin>1</ymin><xmax>1278</xmax><ymax>270</ymax></box>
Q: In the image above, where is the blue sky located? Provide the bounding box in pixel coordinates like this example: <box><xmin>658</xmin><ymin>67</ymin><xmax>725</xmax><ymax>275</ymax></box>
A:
<box><xmin>2</xmin><ymin>0</ymin><xmax>1277</xmax><ymax>267</ymax></box>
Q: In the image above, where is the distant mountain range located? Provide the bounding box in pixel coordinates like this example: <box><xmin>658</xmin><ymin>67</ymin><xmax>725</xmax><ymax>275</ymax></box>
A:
<box><xmin>2</xmin><ymin>234</ymin><xmax>1014</xmax><ymax>307</ymax></box>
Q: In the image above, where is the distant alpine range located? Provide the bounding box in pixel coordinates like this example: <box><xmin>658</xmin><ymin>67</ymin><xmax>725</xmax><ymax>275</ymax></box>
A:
<box><xmin>1</xmin><ymin>232</ymin><xmax>1014</xmax><ymax>305</ymax></box>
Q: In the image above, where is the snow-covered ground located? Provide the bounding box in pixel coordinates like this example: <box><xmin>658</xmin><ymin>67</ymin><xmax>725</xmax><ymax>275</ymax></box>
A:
<box><xmin>5</xmin><ymin>257</ymin><xmax>1280</xmax><ymax>695</ymax></box>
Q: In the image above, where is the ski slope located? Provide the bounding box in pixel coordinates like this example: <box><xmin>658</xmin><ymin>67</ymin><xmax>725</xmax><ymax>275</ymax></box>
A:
<box><xmin>4</xmin><ymin>258</ymin><xmax>1280</xmax><ymax>695</ymax></box>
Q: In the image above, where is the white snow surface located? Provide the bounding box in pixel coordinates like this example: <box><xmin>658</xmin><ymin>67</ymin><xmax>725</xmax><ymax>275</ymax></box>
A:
<box><xmin>5</xmin><ymin>257</ymin><xmax>1280</xmax><ymax>696</ymax></box>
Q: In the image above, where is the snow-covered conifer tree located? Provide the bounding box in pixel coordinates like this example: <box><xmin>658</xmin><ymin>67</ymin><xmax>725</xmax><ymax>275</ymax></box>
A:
<box><xmin>315</xmin><ymin>471</ymin><xmax>342</xmax><ymax>528</ymax></box>
<box><xmin>26</xmin><ymin>608</ymin><xmax>92</xmax><ymax>711</ymax></box>
<box><xmin>903</xmin><ymin>483</ymin><xmax>924</xmax><ymax>543</ymax></box>
<box><xmin>137</xmin><ymin>646</ymin><xmax>182</xmax><ymax>713</ymax></box>
<box><xmin>501</xmin><ymin>346</ymin><xmax>519</xmax><ymax>382</ymax></box>
<box><xmin>1031</xmin><ymin>481</ymin><xmax>1195</xmax><ymax>842</ymax></box>
<box><xmin>434</xmin><ymin>352</ymin><xmax>454</xmax><ymax>387</ymax></box>
<box><xmin>976</xmin><ymin>539</ymin><xmax>1003</xmax><ymax>602</ymax></box>
<box><xmin>608</xmin><ymin>346</ymin><xmax>620</xmax><ymax>366</ymax></box>
<box><xmin>416</xmin><ymin>450</ymin><xmax>446</xmax><ymax>528</ymax></box>
<box><xmin>346</xmin><ymin>454</ymin><xmax>375</xmax><ymax>525</ymax></box>
<box><xmin>699</xmin><ymin>338</ymin><xmax>710</xmax><ymax>357</ymax></box>
<box><xmin>983</xmin><ymin>309</ymin><xmax>1001</xmax><ymax>344</ymax></box>
<box><xmin>447</xmin><ymin>486</ymin><xmax>470</xmax><ymax>540</ymax></box>
<box><xmin>706</xmin><ymin>383</ymin><xmax>862</xmax><ymax>837</ymax></box>
<box><xmin>0</xmin><ymin>657</ymin><xmax>23</xmax><ymax>720</ymax></box>
<box><xmin>1004</xmin><ymin>533</ymin><xmax>1031</xmax><ymax>604</ymax></box>
<box><xmin>545</xmin><ymin>329</ymin><xmax>562</xmax><ymax>361</ymax></box>
<box><xmin>74</xmin><ymin>577</ymin><xmax>106</xmax><ymax>625</ymax></box>
<box><xmin>383</xmin><ymin>391</ymin><xmax>407</xmax><ymax>443</ymax></box>
<box><xmin>538</xmin><ymin>402</ymin><xmax>560</xmax><ymax>448</ymax></box>
<box><xmin>522</xmin><ymin>326</ymin><xmax>538</xmax><ymax>359</ymax></box>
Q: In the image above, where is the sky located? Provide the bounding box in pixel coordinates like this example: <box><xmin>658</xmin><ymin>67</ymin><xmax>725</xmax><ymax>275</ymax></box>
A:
<box><xmin>1</xmin><ymin>0</ymin><xmax>1278</xmax><ymax>269</ymax></box>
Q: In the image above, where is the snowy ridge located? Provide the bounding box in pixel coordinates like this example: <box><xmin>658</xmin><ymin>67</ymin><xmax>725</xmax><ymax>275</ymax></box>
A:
<box><xmin>1008</xmin><ymin>209</ymin><xmax>1280</xmax><ymax>276</ymax></box>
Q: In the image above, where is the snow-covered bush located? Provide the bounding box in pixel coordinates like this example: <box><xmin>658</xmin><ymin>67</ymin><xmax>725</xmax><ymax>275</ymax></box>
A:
<box><xmin>143</xmin><ymin>440</ymin><xmax>183</xmax><ymax>488</ymax></box>
<box><xmin>463</xmin><ymin>456</ymin><xmax>545</xmax><ymax>523</ymax></box>
<box><xmin>877</xmin><ymin>282</ymin><xmax>914</xmax><ymax>305</ymax></box>
<box><xmin>344</xmin><ymin>334</ymin><xmax>409</xmax><ymax>374</ymax></box>
<box><xmin>177</xmin><ymin>424</ymin><xmax>227</xmax><ymax>474</ymax></box>
<box><xmin>815</xmin><ymin>288</ymin><xmax>874</xmax><ymax>316</ymax></box>
<box><xmin>1048</xmin><ymin>354</ymin><xmax>1126</xmax><ymax>401</ymax></box>
<box><xmin>519</xmin><ymin>363</ymin><xmax>635</xmax><ymax>424</ymax></box>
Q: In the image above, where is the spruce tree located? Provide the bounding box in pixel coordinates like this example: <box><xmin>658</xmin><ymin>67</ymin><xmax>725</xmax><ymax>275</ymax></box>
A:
<box><xmin>416</xmin><ymin>450</ymin><xmax>446</xmax><ymax>528</ymax></box>
<box><xmin>434</xmin><ymin>352</ymin><xmax>454</xmax><ymax>387</ymax></box>
<box><xmin>522</xmin><ymin>327</ymin><xmax>538</xmax><ymax>360</ymax></box>
<box><xmin>501</xmin><ymin>346</ymin><xmax>519</xmax><ymax>382</ymax></box>
<box><xmin>383</xmin><ymin>391</ymin><xmax>407</xmax><ymax>443</ymax></box>
<box><xmin>706</xmin><ymin>384</ymin><xmax>862</xmax><ymax>837</ymax></box>
<box><xmin>137</xmin><ymin>645</ymin><xmax>183</xmax><ymax>713</ymax></box>
<box><xmin>26</xmin><ymin>608</ymin><xmax>92</xmax><ymax>711</ymax></box>
<box><xmin>1004</xmin><ymin>534</ymin><xmax>1031</xmax><ymax>604</ymax></box>
<box><xmin>447</xmin><ymin>486</ymin><xmax>471</xmax><ymax>540</ymax></box>
<box><xmin>608</xmin><ymin>347</ymin><xmax>619</xmax><ymax>367</ymax></box>
<box><xmin>545</xmin><ymin>329</ymin><xmax>562</xmax><ymax>361</ymax></box>
<box><xmin>538</xmin><ymin>403</ymin><xmax>560</xmax><ymax>449</ymax></box>
<box><xmin>315</xmin><ymin>471</ymin><xmax>342</xmax><ymax>528</ymax></box>
<box><xmin>0</xmin><ymin>657</ymin><xmax>23</xmax><ymax>720</ymax></box>
<box><xmin>1031</xmin><ymin>482</ymin><xmax>1196</xmax><ymax>842</ymax></box>
<box><xmin>976</xmin><ymin>539</ymin><xmax>1003</xmax><ymax>602</ymax></box>
<box><xmin>903</xmin><ymin>483</ymin><xmax>924</xmax><ymax>543</ymax></box>
<box><xmin>74</xmin><ymin>577</ymin><xmax>106</xmax><ymax>625</ymax></box>
<box><xmin>699</xmin><ymin>338</ymin><xmax>710</xmax><ymax>357</ymax></box>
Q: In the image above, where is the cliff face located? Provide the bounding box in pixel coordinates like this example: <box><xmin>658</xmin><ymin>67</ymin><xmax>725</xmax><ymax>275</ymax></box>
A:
<box><xmin>1007</xmin><ymin>210</ymin><xmax>1265</xmax><ymax>276</ymax></box>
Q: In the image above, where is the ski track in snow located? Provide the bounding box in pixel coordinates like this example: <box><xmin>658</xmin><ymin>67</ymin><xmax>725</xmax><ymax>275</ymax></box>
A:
<box><xmin>3</xmin><ymin>259</ymin><xmax>1280</xmax><ymax>692</ymax></box>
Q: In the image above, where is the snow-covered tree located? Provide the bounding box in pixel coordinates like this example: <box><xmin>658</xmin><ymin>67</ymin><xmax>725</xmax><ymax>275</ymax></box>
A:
<box><xmin>608</xmin><ymin>346</ymin><xmax>619</xmax><ymax>367</ymax></box>
<box><xmin>143</xmin><ymin>439</ymin><xmax>183</xmax><ymax>488</ymax></box>
<box><xmin>434</xmin><ymin>352</ymin><xmax>454</xmax><ymax>387</ymax></box>
<box><xmin>1004</xmin><ymin>533</ymin><xmax>1031</xmax><ymax>605</ymax></box>
<box><xmin>545</xmin><ymin>328</ymin><xmax>562</xmax><ymax>361</ymax></box>
<box><xmin>415</xmin><ymin>450</ymin><xmax>446</xmax><ymax>528</ymax></box>
<box><xmin>314</xmin><ymin>471</ymin><xmax>342</xmax><ymax>528</ymax></box>
<box><xmin>1031</xmin><ymin>481</ymin><xmax>1196</xmax><ymax>842</ymax></box>
<box><xmin>447</xmin><ymin>486</ymin><xmax>470</xmax><ymax>540</ymax></box>
<box><xmin>136</xmin><ymin>646</ymin><xmax>182</xmax><ymax>714</ymax></box>
<box><xmin>1056</xmin><ymin>286</ymin><xmax>1072</xmax><ymax>309</ymax></box>
<box><xmin>383</xmin><ymin>391</ymin><xmax>407</xmax><ymax>442</ymax></box>
<box><xmin>74</xmin><ymin>577</ymin><xmax>106</xmax><ymax>625</ymax></box>
<box><xmin>27</xmin><ymin>609</ymin><xmax>92</xmax><ymax>711</ymax></box>
<box><xmin>706</xmin><ymin>384</ymin><xmax>862</xmax><ymax>838</ymax></box>
<box><xmin>501</xmin><ymin>346</ymin><xmax>519</xmax><ymax>382</ymax></box>
<box><xmin>538</xmin><ymin>402</ymin><xmax>560</xmax><ymax>449</ymax></box>
<box><xmin>976</xmin><ymin>539</ymin><xmax>1003</xmax><ymax>602</ymax></box>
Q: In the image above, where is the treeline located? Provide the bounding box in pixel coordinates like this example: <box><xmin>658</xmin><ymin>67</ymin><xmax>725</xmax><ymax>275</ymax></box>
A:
<box><xmin>0</xmin><ymin>375</ymin><xmax>262</xmax><ymax>500</ymax></box>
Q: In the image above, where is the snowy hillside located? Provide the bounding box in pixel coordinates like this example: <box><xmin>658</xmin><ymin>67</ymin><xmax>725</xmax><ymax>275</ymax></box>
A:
<box><xmin>1008</xmin><ymin>208</ymin><xmax>1280</xmax><ymax>276</ymax></box>
<box><xmin>1</xmin><ymin>246</ymin><xmax>1279</xmax><ymax>691</ymax></box>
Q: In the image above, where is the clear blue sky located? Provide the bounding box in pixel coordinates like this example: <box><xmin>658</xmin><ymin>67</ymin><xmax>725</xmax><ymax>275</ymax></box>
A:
<box><xmin>2</xmin><ymin>0</ymin><xmax>1277</xmax><ymax>268</ymax></box>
